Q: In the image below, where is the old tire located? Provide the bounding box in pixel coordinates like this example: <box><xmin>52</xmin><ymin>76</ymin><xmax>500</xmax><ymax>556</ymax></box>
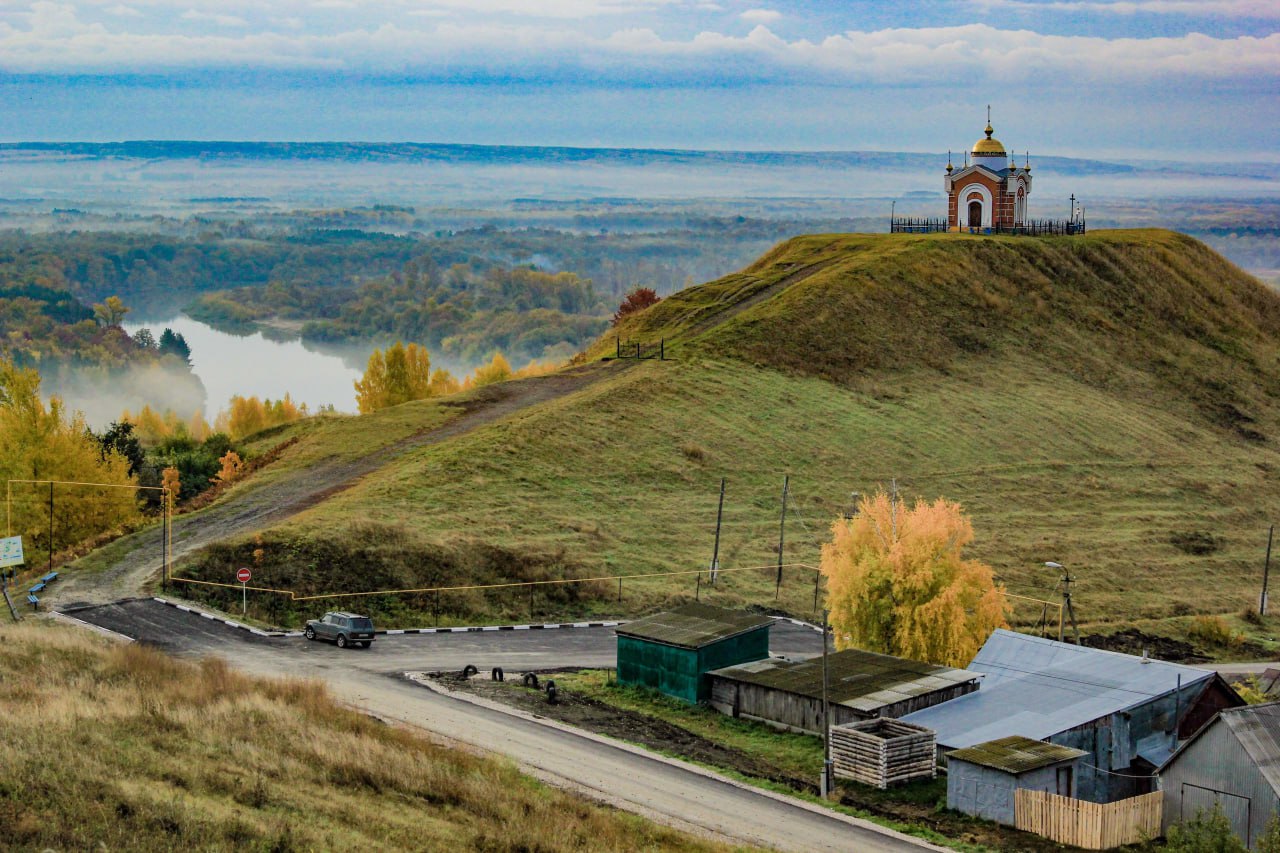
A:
<box><xmin>491</xmin><ymin>667</ymin><xmax>504</xmax><ymax>682</ymax></box>
<box><xmin>461</xmin><ymin>664</ymin><xmax>478</xmax><ymax>678</ymax></box>
<box><xmin>304</xmin><ymin>626</ymin><xmax>315</xmax><ymax>640</ymax></box>
<box><xmin>522</xmin><ymin>672</ymin><xmax>539</xmax><ymax>689</ymax></box>
<box><xmin>336</xmin><ymin>634</ymin><xmax>348</xmax><ymax>649</ymax></box>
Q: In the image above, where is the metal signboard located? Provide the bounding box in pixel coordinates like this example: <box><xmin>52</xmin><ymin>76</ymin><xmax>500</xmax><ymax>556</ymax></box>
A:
<box><xmin>0</xmin><ymin>536</ymin><xmax>24</xmax><ymax>569</ymax></box>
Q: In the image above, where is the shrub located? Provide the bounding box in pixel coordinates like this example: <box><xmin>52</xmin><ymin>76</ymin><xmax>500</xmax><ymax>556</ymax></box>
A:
<box><xmin>1188</xmin><ymin>615</ymin><xmax>1244</xmax><ymax>649</ymax></box>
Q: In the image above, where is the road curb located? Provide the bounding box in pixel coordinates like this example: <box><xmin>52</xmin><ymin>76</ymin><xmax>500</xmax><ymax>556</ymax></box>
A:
<box><xmin>150</xmin><ymin>596</ymin><xmax>625</xmax><ymax>638</ymax></box>
<box><xmin>48</xmin><ymin>609</ymin><xmax>136</xmax><ymax>643</ymax></box>
<box><xmin>406</xmin><ymin>673</ymin><xmax>948</xmax><ymax>852</ymax></box>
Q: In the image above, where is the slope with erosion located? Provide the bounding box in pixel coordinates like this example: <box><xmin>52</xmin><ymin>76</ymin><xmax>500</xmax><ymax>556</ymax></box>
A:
<box><xmin>167</xmin><ymin>229</ymin><xmax>1280</xmax><ymax>633</ymax></box>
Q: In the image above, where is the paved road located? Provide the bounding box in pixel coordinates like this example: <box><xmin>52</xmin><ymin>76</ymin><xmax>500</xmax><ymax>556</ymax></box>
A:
<box><xmin>66</xmin><ymin>599</ymin><xmax>934</xmax><ymax>852</ymax></box>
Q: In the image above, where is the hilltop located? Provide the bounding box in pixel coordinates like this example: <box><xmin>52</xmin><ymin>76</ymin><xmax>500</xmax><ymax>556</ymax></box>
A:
<box><xmin>74</xmin><ymin>230</ymin><xmax>1280</xmax><ymax>644</ymax></box>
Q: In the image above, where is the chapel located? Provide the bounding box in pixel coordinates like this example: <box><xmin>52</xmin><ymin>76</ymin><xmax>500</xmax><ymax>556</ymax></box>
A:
<box><xmin>945</xmin><ymin>110</ymin><xmax>1031</xmax><ymax>231</ymax></box>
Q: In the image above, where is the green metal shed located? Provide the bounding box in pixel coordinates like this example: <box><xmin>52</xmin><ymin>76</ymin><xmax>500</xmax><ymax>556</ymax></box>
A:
<box><xmin>615</xmin><ymin>603</ymin><xmax>772</xmax><ymax>703</ymax></box>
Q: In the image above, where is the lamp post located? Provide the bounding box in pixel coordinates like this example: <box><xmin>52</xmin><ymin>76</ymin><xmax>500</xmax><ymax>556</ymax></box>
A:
<box><xmin>821</xmin><ymin>608</ymin><xmax>833</xmax><ymax>799</ymax></box>
<box><xmin>1045</xmin><ymin>561</ymin><xmax>1079</xmax><ymax>643</ymax></box>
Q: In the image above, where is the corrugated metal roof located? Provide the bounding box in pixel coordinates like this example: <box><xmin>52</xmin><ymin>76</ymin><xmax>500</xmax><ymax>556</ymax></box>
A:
<box><xmin>903</xmin><ymin>629</ymin><xmax>1213</xmax><ymax>750</ymax></box>
<box><xmin>708</xmin><ymin>647</ymin><xmax>978</xmax><ymax>712</ymax></box>
<box><xmin>947</xmin><ymin>735</ymin><xmax>1087</xmax><ymax>774</ymax></box>
<box><xmin>615</xmin><ymin>603</ymin><xmax>773</xmax><ymax>649</ymax></box>
<box><xmin>1221</xmin><ymin>702</ymin><xmax>1280</xmax><ymax>798</ymax></box>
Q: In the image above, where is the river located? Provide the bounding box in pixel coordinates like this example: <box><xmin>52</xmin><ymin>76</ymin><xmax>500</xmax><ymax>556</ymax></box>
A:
<box><xmin>124</xmin><ymin>316</ymin><xmax>365</xmax><ymax>416</ymax></box>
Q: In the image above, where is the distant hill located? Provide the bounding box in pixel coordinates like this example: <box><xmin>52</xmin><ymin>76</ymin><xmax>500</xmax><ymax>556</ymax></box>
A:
<box><xmin>91</xmin><ymin>230</ymin><xmax>1280</xmax><ymax>645</ymax></box>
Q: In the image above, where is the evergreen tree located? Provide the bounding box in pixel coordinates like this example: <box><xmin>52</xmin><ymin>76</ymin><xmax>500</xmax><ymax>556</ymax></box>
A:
<box><xmin>158</xmin><ymin>328</ymin><xmax>192</xmax><ymax>365</ymax></box>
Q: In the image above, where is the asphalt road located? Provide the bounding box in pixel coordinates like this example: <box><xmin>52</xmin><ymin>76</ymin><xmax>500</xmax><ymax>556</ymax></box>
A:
<box><xmin>66</xmin><ymin>599</ymin><xmax>936</xmax><ymax>852</ymax></box>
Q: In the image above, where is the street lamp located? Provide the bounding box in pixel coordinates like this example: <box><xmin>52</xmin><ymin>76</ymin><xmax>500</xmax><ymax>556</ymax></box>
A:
<box><xmin>1045</xmin><ymin>561</ymin><xmax>1078</xmax><ymax>643</ymax></box>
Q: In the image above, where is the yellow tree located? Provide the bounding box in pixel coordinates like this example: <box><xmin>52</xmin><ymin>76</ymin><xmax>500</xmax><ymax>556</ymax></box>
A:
<box><xmin>161</xmin><ymin>467</ymin><xmax>181</xmax><ymax>510</ymax></box>
<box><xmin>355</xmin><ymin>342</ymin><xmax>434</xmax><ymax>413</ymax></box>
<box><xmin>820</xmin><ymin>489</ymin><xmax>1009</xmax><ymax>667</ymax></box>
<box><xmin>0</xmin><ymin>358</ymin><xmax>138</xmax><ymax>551</ymax></box>
<box><xmin>470</xmin><ymin>352</ymin><xmax>512</xmax><ymax>387</ymax></box>
<box><xmin>215</xmin><ymin>450</ymin><xmax>244</xmax><ymax>484</ymax></box>
<box><xmin>92</xmin><ymin>295</ymin><xmax>130</xmax><ymax>327</ymax></box>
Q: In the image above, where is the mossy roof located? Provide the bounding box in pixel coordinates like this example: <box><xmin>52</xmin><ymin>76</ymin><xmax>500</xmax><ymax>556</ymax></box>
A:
<box><xmin>615</xmin><ymin>603</ymin><xmax>772</xmax><ymax>650</ymax></box>
<box><xmin>707</xmin><ymin>647</ymin><xmax>978</xmax><ymax>713</ymax></box>
<box><xmin>946</xmin><ymin>735</ymin><xmax>1088</xmax><ymax>774</ymax></box>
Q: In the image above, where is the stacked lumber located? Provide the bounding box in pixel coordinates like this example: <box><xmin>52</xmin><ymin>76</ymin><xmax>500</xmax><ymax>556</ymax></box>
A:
<box><xmin>831</xmin><ymin>718</ymin><xmax>936</xmax><ymax>789</ymax></box>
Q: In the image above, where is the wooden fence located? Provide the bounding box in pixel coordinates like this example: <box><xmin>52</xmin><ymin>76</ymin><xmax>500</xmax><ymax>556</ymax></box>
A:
<box><xmin>1015</xmin><ymin>789</ymin><xmax>1162</xmax><ymax>849</ymax></box>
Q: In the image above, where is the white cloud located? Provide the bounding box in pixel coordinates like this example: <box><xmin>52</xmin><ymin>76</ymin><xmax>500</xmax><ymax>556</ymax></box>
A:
<box><xmin>740</xmin><ymin>8</ymin><xmax>780</xmax><ymax>23</ymax></box>
<box><xmin>0</xmin><ymin>5</ymin><xmax>1275</xmax><ymax>90</ymax></box>
<box><xmin>971</xmin><ymin>0</ymin><xmax>1280</xmax><ymax>17</ymax></box>
<box><xmin>104</xmin><ymin>4</ymin><xmax>143</xmax><ymax>16</ymax></box>
<box><xmin>180</xmin><ymin>9</ymin><xmax>248</xmax><ymax>27</ymax></box>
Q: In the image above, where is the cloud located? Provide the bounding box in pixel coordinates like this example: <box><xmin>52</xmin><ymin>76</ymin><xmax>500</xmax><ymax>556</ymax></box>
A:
<box><xmin>180</xmin><ymin>9</ymin><xmax>248</xmax><ymax>27</ymax></box>
<box><xmin>740</xmin><ymin>8</ymin><xmax>781</xmax><ymax>23</ymax></box>
<box><xmin>0</xmin><ymin>5</ymin><xmax>1275</xmax><ymax>91</ymax></box>
<box><xmin>970</xmin><ymin>0</ymin><xmax>1280</xmax><ymax>17</ymax></box>
<box><xmin>104</xmin><ymin>4</ymin><xmax>143</xmax><ymax>16</ymax></box>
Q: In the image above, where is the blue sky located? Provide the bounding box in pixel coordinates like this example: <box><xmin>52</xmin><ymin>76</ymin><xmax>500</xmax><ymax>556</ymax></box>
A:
<box><xmin>0</xmin><ymin>0</ymin><xmax>1276</xmax><ymax>159</ymax></box>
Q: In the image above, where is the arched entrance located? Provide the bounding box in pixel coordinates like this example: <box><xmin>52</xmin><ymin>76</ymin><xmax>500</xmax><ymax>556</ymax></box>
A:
<box><xmin>968</xmin><ymin>200</ymin><xmax>983</xmax><ymax>228</ymax></box>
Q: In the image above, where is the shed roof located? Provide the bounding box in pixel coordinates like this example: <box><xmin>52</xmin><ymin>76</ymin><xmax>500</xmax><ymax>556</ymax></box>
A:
<box><xmin>615</xmin><ymin>603</ymin><xmax>773</xmax><ymax>650</ymax></box>
<box><xmin>947</xmin><ymin>735</ymin><xmax>1088</xmax><ymax>774</ymax></box>
<box><xmin>708</xmin><ymin>647</ymin><xmax>978</xmax><ymax>713</ymax></box>
<box><xmin>903</xmin><ymin>629</ymin><xmax>1213</xmax><ymax>750</ymax></box>
<box><xmin>1170</xmin><ymin>703</ymin><xmax>1280</xmax><ymax>798</ymax></box>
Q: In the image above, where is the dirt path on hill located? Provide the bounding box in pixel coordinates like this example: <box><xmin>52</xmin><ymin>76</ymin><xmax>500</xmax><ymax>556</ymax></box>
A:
<box><xmin>52</xmin><ymin>362</ymin><xmax>624</xmax><ymax>607</ymax></box>
<box><xmin>673</xmin><ymin>257</ymin><xmax>840</xmax><ymax>343</ymax></box>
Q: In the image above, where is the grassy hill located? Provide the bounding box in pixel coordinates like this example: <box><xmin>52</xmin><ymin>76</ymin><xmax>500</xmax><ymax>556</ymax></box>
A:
<box><xmin>0</xmin><ymin>620</ymin><xmax>739</xmax><ymax>852</ymax></box>
<box><xmin>124</xmin><ymin>230</ymin><xmax>1280</xmax><ymax>642</ymax></box>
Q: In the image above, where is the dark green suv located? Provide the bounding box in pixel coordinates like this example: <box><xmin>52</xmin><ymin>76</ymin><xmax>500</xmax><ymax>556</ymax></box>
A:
<box><xmin>304</xmin><ymin>612</ymin><xmax>375</xmax><ymax>648</ymax></box>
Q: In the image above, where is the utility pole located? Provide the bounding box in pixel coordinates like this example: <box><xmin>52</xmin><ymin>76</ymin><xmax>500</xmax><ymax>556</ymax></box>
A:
<box><xmin>775</xmin><ymin>475</ymin><xmax>789</xmax><ymax>600</ymax></box>
<box><xmin>710</xmin><ymin>478</ymin><xmax>725</xmax><ymax>585</ymax></box>
<box><xmin>1047</xmin><ymin>561</ymin><xmax>1079</xmax><ymax>644</ymax></box>
<box><xmin>1262</xmin><ymin>526</ymin><xmax>1274</xmax><ymax>616</ymax></box>
<box><xmin>821</xmin><ymin>608</ymin><xmax>833</xmax><ymax>799</ymax></box>
<box><xmin>48</xmin><ymin>480</ymin><xmax>54</xmax><ymax>576</ymax></box>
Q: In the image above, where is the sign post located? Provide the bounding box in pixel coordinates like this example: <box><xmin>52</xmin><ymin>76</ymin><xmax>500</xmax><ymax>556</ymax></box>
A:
<box><xmin>236</xmin><ymin>567</ymin><xmax>252</xmax><ymax>615</ymax></box>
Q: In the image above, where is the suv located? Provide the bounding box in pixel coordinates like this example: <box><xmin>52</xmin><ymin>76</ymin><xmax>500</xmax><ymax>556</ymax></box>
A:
<box><xmin>304</xmin><ymin>612</ymin><xmax>375</xmax><ymax>648</ymax></box>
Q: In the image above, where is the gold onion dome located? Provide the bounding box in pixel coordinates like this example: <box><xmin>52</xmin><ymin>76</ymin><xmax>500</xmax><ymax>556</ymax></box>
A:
<box><xmin>972</xmin><ymin>123</ymin><xmax>1006</xmax><ymax>156</ymax></box>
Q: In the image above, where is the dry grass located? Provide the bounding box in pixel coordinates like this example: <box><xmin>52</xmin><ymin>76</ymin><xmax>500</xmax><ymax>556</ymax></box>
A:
<box><xmin>0</xmin><ymin>620</ymin><xmax>747</xmax><ymax>852</ymax></box>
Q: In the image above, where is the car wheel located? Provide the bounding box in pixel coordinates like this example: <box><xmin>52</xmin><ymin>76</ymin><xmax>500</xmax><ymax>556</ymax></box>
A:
<box><xmin>304</xmin><ymin>626</ymin><xmax>315</xmax><ymax>640</ymax></box>
<box><xmin>336</xmin><ymin>634</ymin><xmax>348</xmax><ymax>649</ymax></box>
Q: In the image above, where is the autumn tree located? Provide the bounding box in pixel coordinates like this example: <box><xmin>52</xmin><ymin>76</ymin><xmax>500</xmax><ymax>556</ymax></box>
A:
<box><xmin>0</xmin><ymin>358</ymin><xmax>138</xmax><ymax>552</ymax></box>
<box><xmin>820</xmin><ymin>489</ymin><xmax>1009</xmax><ymax>667</ymax></box>
<box><xmin>161</xmin><ymin>466</ymin><xmax>181</xmax><ymax>510</ymax></box>
<box><xmin>93</xmin><ymin>295</ymin><xmax>130</xmax><ymax>327</ymax></box>
<box><xmin>215</xmin><ymin>450</ymin><xmax>245</xmax><ymax>484</ymax></box>
<box><xmin>470</xmin><ymin>352</ymin><xmax>512</xmax><ymax>387</ymax></box>
<box><xmin>611</xmin><ymin>287</ymin><xmax>660</xmax><ymax>326</ymax></box>
<box><xmin>354</xmin><ymin>341</ymin><xmax>434</xmax><ymax>413</ymax></box>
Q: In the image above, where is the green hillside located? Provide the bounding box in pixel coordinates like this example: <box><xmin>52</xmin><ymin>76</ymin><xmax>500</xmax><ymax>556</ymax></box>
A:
<box><xmin>133</xmin><ymin>230</ymin><xmax>1280</xmax><ymax>639</ymax></box>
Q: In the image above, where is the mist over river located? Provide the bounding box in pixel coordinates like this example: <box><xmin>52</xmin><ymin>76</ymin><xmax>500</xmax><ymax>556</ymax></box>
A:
<box><xmin>123</xmin><ymin>316</ymin><xmax>364</xmax><ymax>418</ymax></box>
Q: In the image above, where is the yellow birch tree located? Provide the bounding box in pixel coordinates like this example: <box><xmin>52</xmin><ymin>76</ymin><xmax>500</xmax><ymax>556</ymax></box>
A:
<box><xmin>820</xmin><ymin>489</ymin><xmax>1009</xmax><ymax>667</ymax></box>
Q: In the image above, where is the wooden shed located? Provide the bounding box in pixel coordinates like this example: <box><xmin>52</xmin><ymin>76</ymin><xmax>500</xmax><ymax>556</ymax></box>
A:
<box><xmin>947</xmin><ymin>735</ymin><xmax>1088</xmax><ymax>826</ymax></box>
<box><xmin>831</xmin><ymin>718</ymin><xmax>937</xmax><ymax>789</ymax></box>
<box><xmin>706</xmin><ymin>647</ymin><xmax>979</xmax><ymax>734</ymax></box>
<box><xmin>615</xmin><ymin>603</ymin><xmax>772</xmax><ymax>703</ymax></box>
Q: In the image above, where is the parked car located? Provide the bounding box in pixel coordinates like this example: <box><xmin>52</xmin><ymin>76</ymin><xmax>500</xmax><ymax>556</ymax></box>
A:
<box><xmin>304</xmin><ymin>612</ymin><xmax>376</xmax><ymax>648</ymax></box>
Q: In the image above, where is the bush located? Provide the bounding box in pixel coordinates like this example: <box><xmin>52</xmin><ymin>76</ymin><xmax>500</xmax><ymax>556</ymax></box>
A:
<box><xmin>1188</xmin><ymin>615</ymin><xmax>1244</xmax><ymax>649</ymax></box>
<box><xmin>1165</xmin><ymin>803</ymin><xmax>1246</xmax><ymax>852</ymax></box>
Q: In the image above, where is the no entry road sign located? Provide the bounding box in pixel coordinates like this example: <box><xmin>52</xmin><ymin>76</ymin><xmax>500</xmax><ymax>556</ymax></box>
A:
<box><xmin>236</xmin><ymin>568</ymin><xmax>252</xmax><ymax>583</ymax></box>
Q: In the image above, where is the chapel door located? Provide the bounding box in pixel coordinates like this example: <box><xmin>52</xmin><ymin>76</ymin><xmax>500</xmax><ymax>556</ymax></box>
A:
<box><xmin>968</xmin><ymin>200</ymin><xmax>983</xmax><ymax>228</ymax></box>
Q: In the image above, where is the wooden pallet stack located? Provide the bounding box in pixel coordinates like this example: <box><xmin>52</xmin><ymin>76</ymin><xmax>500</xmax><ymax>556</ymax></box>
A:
<box><xmin>830</xmin><ymin>718</ymin><xmax>936</xmax><ymax>789</ymax></box>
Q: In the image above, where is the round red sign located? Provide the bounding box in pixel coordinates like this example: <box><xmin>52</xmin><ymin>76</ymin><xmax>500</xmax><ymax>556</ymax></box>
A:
<box><xmin>236</xmin><ymin>568</ymin><xmax>252</xmax><ymax>583</ymax></box>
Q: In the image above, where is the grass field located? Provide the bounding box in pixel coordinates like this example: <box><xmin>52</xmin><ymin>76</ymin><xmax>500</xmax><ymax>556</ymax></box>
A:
<box><xmin>0</xmin><ymin>620</ymin><xmax>745</xmax><ymax>852</ymax></box>
<box><xmin>147</xmin><ymin>230</ymin><xmax>1280</xmax><ymax>644</ymax></box>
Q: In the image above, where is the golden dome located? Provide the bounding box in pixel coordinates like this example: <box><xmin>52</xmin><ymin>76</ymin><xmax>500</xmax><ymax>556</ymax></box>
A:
<box><xmin>973</xmin><ymin>122</ymin><xmax>1006</xmax><ymax>156</ymax></box>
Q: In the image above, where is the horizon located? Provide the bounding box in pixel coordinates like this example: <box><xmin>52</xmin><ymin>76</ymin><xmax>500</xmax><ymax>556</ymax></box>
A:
<box><xmin>0</xmin><ymin>1</ymin><xmax>1275</xmax><ymax>161</ymax></box>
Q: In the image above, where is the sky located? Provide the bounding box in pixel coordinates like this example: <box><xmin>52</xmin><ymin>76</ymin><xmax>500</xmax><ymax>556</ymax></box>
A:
<box><xmin>0</xmin><ymin>0</ymin><xmax>1276</xmax><ymax>159</ymax></box>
